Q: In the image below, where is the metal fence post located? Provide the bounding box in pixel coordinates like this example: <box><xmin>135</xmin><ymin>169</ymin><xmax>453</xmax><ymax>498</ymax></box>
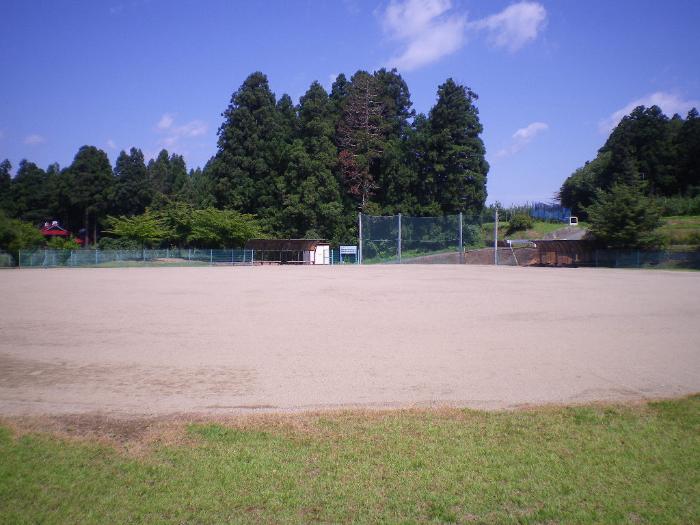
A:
<box><xmin>210</xmin><ymin>249</ymin><xmax>213</xmax><ymax>265</ymax></box>
<box><xmin>494</xmin><ymin>209</ymin><xmax>499</xmax><ymax>266</ymax></box>
<box><xmin>18</xmin><ymin>249</ymin><xmax>21</xmax><ymax>269</ymax></box>
<box><xmin>397</xmin><ymin>213</ymin><xmax>402</xmax><ymax>264</ymax></box>
<box><xmin>358</xmin><ymin>212</ymin><xmax>363</xmax><ymax>264</ymax></box>
<box><xmin>459</xmin><ymin>212</ymin><xmax>463</xmax><ymax>253</ymax></box>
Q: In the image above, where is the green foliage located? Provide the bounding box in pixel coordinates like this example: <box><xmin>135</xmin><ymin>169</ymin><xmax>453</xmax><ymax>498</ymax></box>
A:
<box><xmin>10</xmin><ymin>160</ymin><xmax>50</xmax><ymax>223</ymax></box>
<box><xmin>111</xmin><ymin>147</ymin><xmax>152</xmax><ymax>216</ymax></box>
<box><xmin>46</xmin><ymin>236</ymin><xmax>81</xmax><ymax>250</ymax></box>
<box><xmin>655</xmin><ymin>193</ymin><xmax>700</xmax><ymax>216</ymax></box>
<box><xmin>0</xmin><ymin>159</ymin><xmax>13</xmax><ymax>216</ymax></box>
<box><xmin>426</xmin><ymin>78</ymin><xmax>488</xmax><ymax>217</ymax></box>
<box><xmin>104</xmin><ymin>212</ymin><xmax>172</xmax><ymax>247</ymax></box>
<box><xmin>586</xmin><ymin>181</ymin><xmax>663</xmax><ymax>248</ymax></box>
<box><xmin>561</xmin><ymin>106</ymin><xmax>700</xmax><ymax>215</ymax></box>
<box><xmin>98</xmin><ymin>236</ymin><xmax>142</xmax><ymax>250</ymax></box>
<box><xmin>187</xmin><ymin>208</ymin><xmax>261</xmax><ymax>248</ymax></box>
<box><xmin>0</xmin><ymin>212</ymin><xmax>44</xmax><ymax>254</ymax></box>
<box><xmin>5</xmin><ymin>71</ymin><xmax>493</xmax><ymax>245</ymax></box>
<box><xmin>506</xmin><ymin>213</ymin><xmax>534</xmax><ymax>234</ymax></box>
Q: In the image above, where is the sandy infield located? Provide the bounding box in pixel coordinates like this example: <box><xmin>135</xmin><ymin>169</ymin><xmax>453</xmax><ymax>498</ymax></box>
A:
<box><xmin>1</xmin><ymin>265</ymin><xmax>699</xmax><ymax>416</ymax></box>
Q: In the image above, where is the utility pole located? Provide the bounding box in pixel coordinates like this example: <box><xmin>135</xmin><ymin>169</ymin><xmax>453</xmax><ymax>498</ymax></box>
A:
<box><xmin>494</xmin><ymin>207</ymin><xmax>499</xmax><ymax>266</ymax></box>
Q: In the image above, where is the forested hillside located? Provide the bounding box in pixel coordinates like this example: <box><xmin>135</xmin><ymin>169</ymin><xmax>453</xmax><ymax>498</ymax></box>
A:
<box><xmin>0</xmin><ymin>69</ymin><xmax>489</xmax><ymax>247</ymax></box>
<box><xmin>559</xmin><ymin>106</ymin><xmax>700</xmax><ymax>217</ymax></box>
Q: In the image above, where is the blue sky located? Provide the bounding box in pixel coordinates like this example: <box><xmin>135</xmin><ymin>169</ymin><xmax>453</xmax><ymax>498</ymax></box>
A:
<box><xmin>1</xmin><ymin>0</ymin><xmax>699</xmax><ymax>205</ymax></box>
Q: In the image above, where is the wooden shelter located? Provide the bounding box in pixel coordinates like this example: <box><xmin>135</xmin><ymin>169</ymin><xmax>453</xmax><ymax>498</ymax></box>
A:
<box><xmin>244</xmin><ymin>239</ymin><xmax>330</xmax><ymax>265</ymax></box>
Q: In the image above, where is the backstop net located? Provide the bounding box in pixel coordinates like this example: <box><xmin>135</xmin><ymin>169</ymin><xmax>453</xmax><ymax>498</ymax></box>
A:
<box><xmin>359</xmin><ymin>213</ymin><xmax>482</xmax><ymax>264</ymax></box>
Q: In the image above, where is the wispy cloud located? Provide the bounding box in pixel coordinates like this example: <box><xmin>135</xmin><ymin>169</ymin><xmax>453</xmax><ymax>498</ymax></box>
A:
<box><xmin>379</xmin><ymin>1</ymin><xmax>546</xmax><ymax>71</ymax></box>
<box><xmin>470</xmin><ymin>2</ymin><xmax>547</xmax><ymax>52</ymax></box>
<box><xmin>496</xmin><ymin>121</ymin><xmax>548</xmax><ymax>158</ymax></box>
<box><xmin>108</xmin><ymin>4</ymin><xmax>124</xmax><ymax>15</ymax></box>
<box><xmin>157</xmin><ymin>113</ymin><xmax>175</xmax><ymax>130</ymax></box>
<box><xmin>24</xmin><ymin>134</ymin><xmax>46</xmax><ymax>145</ymax></box>
<box><xmin>106</xmin><ymin>139</ymin><xmax>117</xmax><ymax>150</ymax></box>
<box><xmin>155</xmin><ymin>113</ymin><xmax>207</xmax><ymax>149</ymax></box>
<box><xmin>381</xmin><ymin>0</ymin><xmax>466</xmax><ymax>71</ymax></box>
<box><xmin>599</xmin><ymin>92</ymin><xmax>700</xmax><ymax>133</ymax></box>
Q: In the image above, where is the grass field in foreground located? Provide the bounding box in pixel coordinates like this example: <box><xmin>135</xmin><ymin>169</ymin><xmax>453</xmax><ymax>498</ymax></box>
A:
<box><xmin>1</xmin><ymin>397</ymin><xmax>698</xmax><ymax>524</ymax></box>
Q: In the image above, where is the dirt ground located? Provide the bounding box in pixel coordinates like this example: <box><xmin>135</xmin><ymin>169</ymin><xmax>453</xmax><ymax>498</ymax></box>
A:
<box><xmin>1</xmin><ymin>265</ymin><xmax>699</xmax><ymax>417</ymax></box>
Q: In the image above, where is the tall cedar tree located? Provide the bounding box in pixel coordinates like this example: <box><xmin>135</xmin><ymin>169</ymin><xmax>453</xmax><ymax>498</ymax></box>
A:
<box><xmin>337</xmin><ymin>71</ymin><xmax>384</xmax><ymax>210</ymax></box>
<box><xmin>66</xmin><ymin>146</ymin><xmax>114</xmax><ymax>244</ymax></box>
<box><xmin>282</xmin><ymin>81</ymin><xmax>344</xmax><ymax>240</ymax></box>
<box><xmin>10</xmin><ymin>160</ymin><xmax>50</xmax><ymax>224</ymax></box>
<box><xmin>427</xmin><ymin>79</ymin><xmax>488</xmax><ymax>217</ymax></box>
<box><xmin>209</xmin><ymin>71</ymin><xmax>282</xmax><ymax>219</ymax></box>
<box><xmin>373</xmin><ymin>69</ymin><xmax>419</xmax><ymax>214</ymax></box>
<box><xmin>0</xmin><ymin>160</ymin><xmax>14</xmax><ymax>216</ymax></box>
<box><xmin>112</xmin><ymin>148</ymin><xmax>152</xmax><ymax>216</ymax></box>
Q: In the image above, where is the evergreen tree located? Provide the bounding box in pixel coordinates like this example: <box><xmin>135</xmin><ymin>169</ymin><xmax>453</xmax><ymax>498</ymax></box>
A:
<box><xmin>281</xmin><ymin>81</ymin><xmax>345</xmax><ymax>240</ymax></box>
<box><xmin>66</xmin><ymin>146</ymin><xmax>114</xmax><ymax>244</ymax></box>
<box><xmin>586</xmin><ymin>179</ymin><xmax>662</xmax><ymax>248</ymax></box>
<box><xmin>210</xmin><ymin>71</ymin><xmax>281</xmax><ymax>214</ymax></box>
<box><xmin>112</xmin><ymin>147</ymin><xmax>152</xmax><ymax>216</ymax></box>
<box><xmin>329</xmin><ymin>73</ymin><xmax>350</xmax><ymax>124</ymax></box>
<box><xmin>373</xmin><ymin>68</ymin><xmax>418</xmax><ymax>214</ymax></box>
<box><xmin>600</xmin><ymin>105</ymin><xmax>676</xmax><ymax>194</ymax></box>
<box><xmin>10</xmin><ymin>160</ymin><xmax>50</xmax><ymax>224</ymax></box>
<box><xmin>337</xmin><ymin>71</ymin><xmax>384</xmax><ymax>210</ymax></box>
<box><xmin>0</xmin><ymin>160</ymin><xmax>13</xmax><ymax>216</ymax></box>
<box><xmin>426</xmin><ymin>79</ymin><xmax>488</xmax><ymax>217</ymax></box>
<box><xmin>558</xmin><ymin>151</ymin><xmax>611</xmax><ymax>218</ymax></box>
<box><xmin>676</xmin><ymin>108</ymin><xmax>700</xmax><ymax>193</ymax></box>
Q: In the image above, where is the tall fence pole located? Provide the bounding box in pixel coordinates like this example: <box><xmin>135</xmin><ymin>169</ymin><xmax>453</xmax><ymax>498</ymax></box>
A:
<box><xmin>494</xmin><ymin>208</ymin><xmax>499</xmax><ymax>266</ymax></box>
<box><xmin>358</xmin><ymin>212</ymin><xmax>363</xmax><ymax>264</ymax></box>
<box><xmin>397</xmin><ymin>213</ymin><xmax>402</xmax><ymax>264</ymax></box>
<box><xmin>459</xmin><ymin>212</ymin><xmax>463</xmax><ymax>253</ymax></box>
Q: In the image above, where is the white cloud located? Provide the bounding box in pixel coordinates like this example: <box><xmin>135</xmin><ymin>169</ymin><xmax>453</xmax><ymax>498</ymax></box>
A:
<box><xmin>496</xmin><ymin>121</ymin><xmax>548</xmax><ymax>158</ymax></box>
<box><xmin>155</xmin><ymin>114</ymin><xmax>207</xmax><ymax>149</ymax></box>
<box><xmin>24</xmin><ymin>134</ymin><xmax>46</xmax><ymax>145</ymax></box>
<box><xmin>471</xmin><ymin>2</ymin><xmax>547</xmax><ymax>52</ymax></box>
<box><xmin>599</xmin><ymin>92</ymin><xmax>700</xmax><ymax>133</ymax></box>
<box><xmin>157</xmin><ymin>113</ymin><xmax>175</xmax><ymax>130</ymax></box>
<box><xmin>106</xmin><ymin>139</ymin><xmax>117</xmax><ymax>150</ymax></box>
<box><xmin>381</xmin><ymin>0</ymin><xmax>466</xmax><ymax>71</ymax></box>
<box><xmin>379</xmin><ymin>1</ymin><xmax>546</xmax><ymax>71</ymax></box>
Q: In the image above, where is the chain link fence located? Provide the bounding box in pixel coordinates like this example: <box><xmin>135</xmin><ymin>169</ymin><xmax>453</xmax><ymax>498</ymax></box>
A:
<box><xmin>9</xmin><ymin>248</ymin><xmax>358</xmax><ymax>268</ymax></box>
<box><xmin>359</xmin><ymin>213</ymin><xmax>483</xmax><ymax>264</ymax></box>
<box><xmin>16</xmin><ymin>249</ymin><xmax>254</xmax><ymax>268</ymax></box>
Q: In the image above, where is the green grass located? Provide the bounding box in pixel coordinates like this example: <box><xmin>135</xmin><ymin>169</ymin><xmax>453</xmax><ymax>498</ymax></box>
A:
<box><xmin>656</xmin><ymin>215</ymin><xmax>700</xmax><ymax>247</ymax></box>
<box><xmin>482</xmin><ymin>220</ymin><xmax>589</xmax><ymax>241</ymax></box>
<box><xmin>1</xmin><ymin>396</ymin><xmax>699</xmax><ymax>524</ymax></box>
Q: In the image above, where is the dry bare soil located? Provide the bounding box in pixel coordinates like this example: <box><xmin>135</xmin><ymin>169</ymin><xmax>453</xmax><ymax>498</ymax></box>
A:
<box><xmin>1</xmin><ymin>265</ymin><xmax>699</xmax><ymax>417</ymax></box>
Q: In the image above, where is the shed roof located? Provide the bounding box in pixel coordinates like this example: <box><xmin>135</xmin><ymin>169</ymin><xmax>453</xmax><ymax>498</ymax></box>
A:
<box><xmin>244</xmin><ymin>239</ymin><xmax>329</xmax><ymax>251</ymax></box>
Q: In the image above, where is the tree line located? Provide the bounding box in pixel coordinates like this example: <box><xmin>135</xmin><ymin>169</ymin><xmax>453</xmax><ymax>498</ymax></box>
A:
<box><xmin>559</xmin><ymin>105</ymin><xmax>700</xmax><ymax>218</ymax></box>
<box><xmin>0</xmin><ymin>69</ymin><xmax>489</xmax><ymax>250</ymax></box>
